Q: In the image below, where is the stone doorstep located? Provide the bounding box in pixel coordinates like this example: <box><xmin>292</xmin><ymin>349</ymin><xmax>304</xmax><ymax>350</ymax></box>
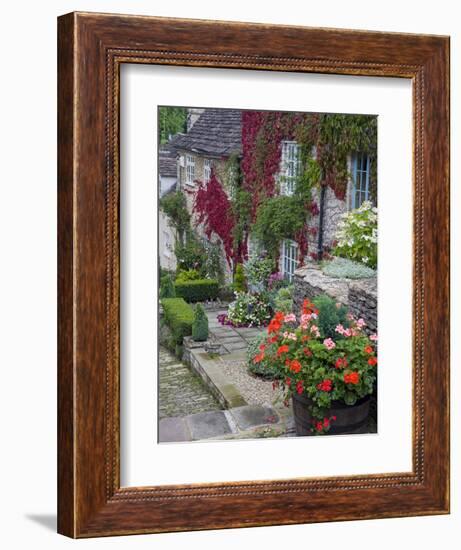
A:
<box><xmin>158</xmin><ymin>417</ymin><xmax>191</xmax><ymax>442</ymax></box>
<box><xmin>159</xmin><ymin>405</ymin><xmax>286</xmax><ymax>443</ymax></box>
<box><xmin>229</xmin><ymin>405</ymin><xmax>280</xmax><ymax>431</ymax></box>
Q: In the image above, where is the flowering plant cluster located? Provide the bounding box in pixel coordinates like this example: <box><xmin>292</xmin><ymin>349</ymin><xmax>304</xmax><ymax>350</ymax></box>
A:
<box><xmin>220</xmin><ymin>291</ymin><xmax>272</xmax><ymax>328</ymax></box>
<box><xmin>253</xmin><ymin>297</ymin><xmax>378</xmax><ymax>434</ymax></box>
<box><xmin>243</xmin><ymin>254</ymin><xmax>274</xmax><ymax>291</ymax></box>
<box><xmin>333</xmin><ymin>201</ymin><xmax>378</xmax><ymax>269</ymax></box>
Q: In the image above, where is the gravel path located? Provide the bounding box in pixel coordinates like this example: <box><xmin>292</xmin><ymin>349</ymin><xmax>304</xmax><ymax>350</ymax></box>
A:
<box><xmin>219</xmin><ymin>355</ymin><xmax>283</xmax><ymax>407</ymax></box>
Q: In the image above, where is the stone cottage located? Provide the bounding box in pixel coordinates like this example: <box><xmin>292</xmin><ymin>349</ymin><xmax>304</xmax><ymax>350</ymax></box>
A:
<box><xmin>160</xmin><ymin>108</ymin><xmax>375</xmax><ymax>284</ymax></box>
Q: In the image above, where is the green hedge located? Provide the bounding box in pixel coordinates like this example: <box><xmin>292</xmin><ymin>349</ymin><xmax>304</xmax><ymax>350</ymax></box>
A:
<box><xmin>174</xmin><ymin>279</ymin><xmax>219</xmax><ymax>302</ymax></box>
<box><xmin>161</xmin><ymin>298</ymin><xmax>194</xmax><ymax>345</ymax></box>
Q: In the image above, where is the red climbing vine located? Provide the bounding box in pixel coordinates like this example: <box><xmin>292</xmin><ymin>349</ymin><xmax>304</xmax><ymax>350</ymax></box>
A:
<box><xmin>193</xmin><ymin>170</ymin><xmax>237</xmax><ymax>267</ymax></box>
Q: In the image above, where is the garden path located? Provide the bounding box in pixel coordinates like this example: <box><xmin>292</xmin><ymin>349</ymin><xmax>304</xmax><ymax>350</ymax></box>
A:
<box><xmin>158</xmin><ymin>346</ymin><xmax>221</xmax><ymax>419</ymax></box>
<box><xmin>206</xmin><ymin>309</ymin><xmax>265</xmax><ymax>353</ymax></box>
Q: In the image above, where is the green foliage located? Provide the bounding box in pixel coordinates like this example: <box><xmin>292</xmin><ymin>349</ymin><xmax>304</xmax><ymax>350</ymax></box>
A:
<box><xmin>176</xmin><ymin>269</ymin><xmax>200</xmax><ymax>282</ymax></box>
<box><xmin>159</xmin><ymin>275</ymin><xmax>176</xmax><ymax>298</ymax></box>
<box><xmin>322</xmin><ymin>257</ymin><xmax>376</xmax><ymax>279</ymax></box>
<box><xmin>333</xmin><ymin>201</ymin><xmax>378</xmax><ymax>269</ymax></box>
<box><xmin>312</xmin><ymin>294</ymin><xmax>349</xmax><ymax>340</ymax></box>
<box><xmin>161</xmin><ymin>297</ymin><xmax>194</xmax><ymax>345</ymax></box>
<box><xmin>201</xmin><ymin>239</ymin><xmax>225</xmax><ymax>284</ymax></box>
<box><xmin>158</xmin><ymin>106</ymin><xmax>187</xmax><ymax>144</ymax></box>
<box><xmin>246</xmin><ymin>334</ymin><xmax>280</xmax><ymax>379</ymax></box>
<box><xmin>174</xmin><ymin>279</ymin><xmax>219</xmax><ymax>302</ymax></box>
<box><xmin>253</xmin><ymin>196</ymin><xmax>305</xmax><ymax>257</ymax></box>
<box><xmin>192</xmin><ymin>304</ymin><xmax>209</xmax><ymax>342</ymax></box>
<box><xmin>233</xmin><ymin>263</ymin><xmax>247</xmax><ymax>292</ymax></box>
<box><xmin>274</xmin><ymin>285</ymin><xmax>294</xmax><ymax>313</ymax></box>
<box><xmin>253</xmin><ymin>159</ymin><xmax>321</xmax><ymax>259</ymax></box>
<box><xmin>227</xmin><ymin>292</ymin><xmax>272</xmax><ymax>327</ymax></box>
<box><xmin>159</xmin><ymin>191</ymin><xmax>191</xmax><ymax>240</ymax></box>
<box><xmin>243</xmin><ymin>254</ymin><xmax>275</xmax><ymax>290</ymax></box>
<box><xmin>175</xmin><ymin>236</ymin><xmax>206</xmax><ymax>273</ymax></box>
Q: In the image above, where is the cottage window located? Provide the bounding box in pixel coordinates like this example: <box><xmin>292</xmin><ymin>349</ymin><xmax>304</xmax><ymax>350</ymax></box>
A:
<box><xmin>281</xmin><ymin>239</ymin><xmax>299</xmax><ymax>282</ymax></box>
<box><xmin>204</xmin><ymin>159</ymin><xmax>212</xmax><ymax>183</ymax></box>
<box><xmin>185</xmin><ymin>154</ymin><xmax>195</xmax><ymax>185</ymax></box>
<box><xmin>280</xmin><ymin>141</ymin><xmax>301</xmax><ymax>195</ymax></box>
<box><xmin>351</xmin><ymin>153</ymin><xmax>371</xmax><ymax>208</ymax></box>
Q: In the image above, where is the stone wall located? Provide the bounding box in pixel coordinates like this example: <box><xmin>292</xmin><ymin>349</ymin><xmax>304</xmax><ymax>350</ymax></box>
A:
<box><xmin>293</xmin><ymin>262</ymin><xmax>377</xmax><ymax>335</ymax></box>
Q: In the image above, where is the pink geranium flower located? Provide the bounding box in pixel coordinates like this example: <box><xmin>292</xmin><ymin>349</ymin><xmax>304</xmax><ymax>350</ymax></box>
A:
<box><xmin>323</xmin><ymin>338</ymin><xmax>336</xmax><ymax>350</ymax></box>
<box><xmin>369</xmin><ymin>334</ymin><xmax>378</xmax><ymax>342</ymax></box>
<box><xmin>284</xmin><ymin>313</ymin><xmax>296</xmax><ymax>323</ymax></box>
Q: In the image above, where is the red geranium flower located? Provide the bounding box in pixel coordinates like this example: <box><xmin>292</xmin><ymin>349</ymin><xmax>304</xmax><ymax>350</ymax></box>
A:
<box><xmin>253</xmin><ymin>352</ymin><xmax>264</xmax><ymax>363</ymax></box>
<box><xmin>364</xmin><ymin>345</ymin><xmax>373</xmax><ymax>354</ymax></box>
<box><xmin>316</xmin><ymin>421</ymin><xmax>324</xmax><ymax>432</ymax></box>
<box><xmin>289</xmin><ymin>360</ymin><xmax>302</xmax><ymax>373</ymax></box>
<box><xmin>296</xmin><ymin>380</ymin><xmax>304</xmax><ymax>394</ymax></box>
<box><xmin>335</xmin><ymin>357</ymin><xmax>348</xmax><ymax>369</ymax></box>
<box><xmin>317</xmin><ymin>379</ymin><xmax>333</xmax><ymax>392</ymax></box>
<box><xmin>344</xmin><ymin>372</ymin><xmax>360</xmax><ymax>385</ymax></box>
<box><xmin>303</xmin><ymin>347</ymin><xmax>312</xmax><ymax>356</ymax></box>
<box><xmin>285</xmin><ymin>377</ymin><xmax>292</xmax><ymax>386</ymax></box>
<box><xmin>277</xmin><ymin>344</ymin><xmax>289</xmax><ymax>357</ymax></box>
<box><xmin>368</xmin><ymin>356</ymin><xmax>378</xmax><ymax>366</ymax></box>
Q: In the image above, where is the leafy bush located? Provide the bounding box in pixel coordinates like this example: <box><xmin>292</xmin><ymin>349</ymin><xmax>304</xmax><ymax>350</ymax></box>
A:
<box><xmin>159</xmin><ymin>275</ymin><xmax>176</xmax><ymax>298</ymax></box>
<box><xmin>227</xmin><ymin>292</ymin><xmax>272</xmax><ymax>327</ymax></box>
<box><xmin>333</xmin><ymin>201</ymin><xmax>377</xmax><ymax>269</ymax></box>
<box><xmin>274</xmin><ymin>285</ymin><xmax>294</xmax><ymax>313</ymax></box>
<box><xmin>312</xmin><ymin>294</ymin><xmax>349</xmax><ymax>340</ymax></box>
<box><xmin>246</xmin><ymin>334</ymin><xmax>279</xmax><ymax>379</ymax></box>
<box><xmin>322</xmin><ymin>257</ymin><xmax>376</xmax><ymax>279</ymax></box>
<box><xmin>176</xmin><ymin>269</ymin><xmax>200</xmax><ymax>282</ymax></box>
<box><xmin>174</xmin><ymin>279</ymin><xmax>219</xmax><ymax>302</ymax></box>
<box><xmin>243</xmin><ymin>254</ymin><xmax>274</xmax><ymax>291</ymax></box>
<box><xmin>161</xmin><ymin>298</ymin><xmax>194</xmax><ymax>345</ymax></box>
<box><xmin>233</xmin><ymin>263</ymin><xmax>247</xmax><ymax>292</ymax></box>
<box><xmin>159</xmin><ymin>191</ymin><xmax>191</xmax><ymax>238</ymax></box>
<box><xmin>192</xmin><ymin>304</ymin><xmax>209</xmax><ymax>342</ymax></box>
<box><xmin>175</xmin><ymin>237</ymin><xmax>207</xmax><ymax>273</ymax></box>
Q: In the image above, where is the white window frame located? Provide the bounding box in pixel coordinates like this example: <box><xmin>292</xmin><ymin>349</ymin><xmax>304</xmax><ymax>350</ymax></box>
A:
<box><xmin>350</xmin><ymin>152</ymin><xmax>371</xmax><ymax>209</ymax></box>
<box><xmin>204</xmin><ymin>158</ymin><xmax>212</xmax><ymax>183</ymax></box>
<box><xmin>185</xmin><ymin>154</ymin><xmax>195</xmax><ymax>186</ymax></box>
<box><xmin>280</xmin><ymin>141</ymin><xmax>301</xmax><ymax>196</ymax></box>
<box><xmin>281</xmin><ymin>239</ymin><xmax>299</xmax><ymax>282</ymax></box>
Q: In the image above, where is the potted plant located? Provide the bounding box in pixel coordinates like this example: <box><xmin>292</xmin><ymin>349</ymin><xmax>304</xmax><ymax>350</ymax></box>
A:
<box><xmin>252</xmin><ymin>295</ymin><xmax>378</xmax><ymax>435</ymax></box>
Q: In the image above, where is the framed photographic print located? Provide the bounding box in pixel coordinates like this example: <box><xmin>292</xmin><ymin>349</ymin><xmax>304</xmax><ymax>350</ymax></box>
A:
<box><xmin>58</xmin><ymin>12</ymin><xmax>450</xmax><ymax>537</ymax></box>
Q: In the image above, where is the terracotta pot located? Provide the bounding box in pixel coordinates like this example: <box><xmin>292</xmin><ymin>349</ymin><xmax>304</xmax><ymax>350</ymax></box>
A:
<box><xmin>291</xmin><ymin>392</ymin><xmax>371</xmax><ymax>436</ymax></box>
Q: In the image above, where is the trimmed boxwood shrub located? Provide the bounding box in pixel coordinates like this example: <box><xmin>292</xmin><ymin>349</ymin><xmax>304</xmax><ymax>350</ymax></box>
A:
<box><xmin>161</xmin><ymin>297</ymin><xmax>194</xmax><ymax>345</ymax></box>
<box><xmin>174</xmin><ymin>279</ymin><xmax>219</xmax><ymax>302</ymax></box>
<box><xmin>192</xmin><ymin>304</ymin><xmax>209</xmax><ymax>342</ymax></box>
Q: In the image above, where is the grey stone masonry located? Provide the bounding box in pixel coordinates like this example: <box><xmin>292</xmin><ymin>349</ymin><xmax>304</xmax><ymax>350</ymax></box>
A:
<box><xmin>348</xmin><ymin>279</ymin><xmax>377</xmax><ymax>335</ymax></box>
<box><xmin>293</xmin><ymin>261</ymin><xmax>377</xmax><ymax>336</ymax></box>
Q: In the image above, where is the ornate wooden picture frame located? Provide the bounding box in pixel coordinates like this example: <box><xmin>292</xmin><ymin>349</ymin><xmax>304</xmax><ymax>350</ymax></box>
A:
<box><xmin>57</xmin><ymin>12</ymin><xmax>450</xmax><ymax>537</ymax></box>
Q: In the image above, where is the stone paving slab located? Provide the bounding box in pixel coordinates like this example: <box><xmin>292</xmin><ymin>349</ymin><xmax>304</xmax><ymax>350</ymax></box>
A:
<box><xmin>159</xmin><ymin>417</ymin><xmax>191</xmax><ymax>442</ymax></box>
<box><xmin>186</xmin><ymin>410</ymin><xmax>234</xmax><ymax>440</ymax></box>
<box><xmin>230</xmin><ymin>405</ymin><xmax>280</xmax><ymax>431</ymax></box>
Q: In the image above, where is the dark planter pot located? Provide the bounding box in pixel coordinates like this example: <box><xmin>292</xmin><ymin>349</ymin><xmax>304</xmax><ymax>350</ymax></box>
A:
<box><xmin>292</xmin><ymin>393</ymin><xmax>371</xmax><ymax>436</ymax></box>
